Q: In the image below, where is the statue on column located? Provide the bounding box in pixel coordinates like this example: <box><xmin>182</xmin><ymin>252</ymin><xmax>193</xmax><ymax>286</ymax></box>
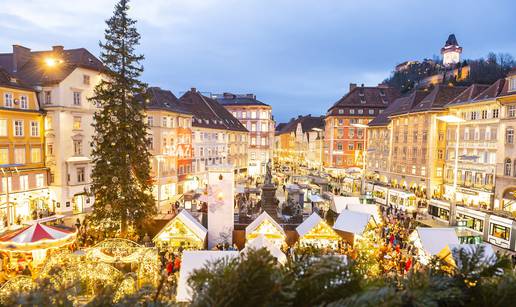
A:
<box><xmin>265</xmin><ymin>159</ymin><xmax>272</xmax><ymax>185</ymax></box>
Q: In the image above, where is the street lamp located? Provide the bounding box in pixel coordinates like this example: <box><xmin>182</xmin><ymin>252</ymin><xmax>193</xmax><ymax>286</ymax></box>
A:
<box><xmin>436</xmin><ymin>114</ymin><xmax>465</xmax><ymax>226</ymax></box>
<box><xmin>351</xmin><ymin>123</ymin><xmax>369</xmax><ymax>195</ymax></box>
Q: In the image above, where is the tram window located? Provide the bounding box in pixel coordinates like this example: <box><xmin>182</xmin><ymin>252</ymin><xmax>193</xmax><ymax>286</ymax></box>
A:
<box><xmin>490</xmin><ymin>224</ymin><xmax>510</xmax><ymax>240</ymax></box>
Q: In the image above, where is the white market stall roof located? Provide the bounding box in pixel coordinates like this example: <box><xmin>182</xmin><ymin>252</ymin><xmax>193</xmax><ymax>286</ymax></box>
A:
<box><xmin>333</xmin><ymin>210</ymin><xmax>375</xmax><ymax>235</ymax></box>
<box><xmin>331</xmin><ymin>196</ymin><xmax>362</xmax><ymax>213</ymax></box>
<box><xmin>246</xmin><ymin>211</ymin><xmax>286</xmax><ymax>237</ymax></box>
<box><xmin>442</xmin><ymin>243</ymin><xmax>496</xmax><ymax>268</ymax></box>
<box><xmin>309</xmin><ymin>194</ymin><xmax>324</xmax><ymax>203</ymax></box>
<box><xmin>153</xmin><ymin>209</ymin><xmax>207</xmax><ymax>243</ymax></box>
<box><xmin>241</xmin><ymin>234</ymin><xmax>287</xmax><ymax>264</ymax></box>
<box><xmin>343</xmin><ymin>203</ymin><xmax>381</xmax><ymax>224</ymax></box>
<box><xmin>296</xmin><ymin>213</ymin><xmax>324</xmax><ymax>237</ymax></box>
<box><xmin>177</xmin><ymin>251</ymin><xmax>239</xmax><ymax>302</ymax></box>
<box><xmin>411</xmin><ymin>227</ymin><xmax>459</xmax><ymax>256</ymax></box>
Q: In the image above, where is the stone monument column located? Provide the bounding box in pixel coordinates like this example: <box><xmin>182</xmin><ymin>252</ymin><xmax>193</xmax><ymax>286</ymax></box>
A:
<box><xmin>207</xmin><ymin>165</ymin><xmax>235</xmax><ymax>249</ymax></box>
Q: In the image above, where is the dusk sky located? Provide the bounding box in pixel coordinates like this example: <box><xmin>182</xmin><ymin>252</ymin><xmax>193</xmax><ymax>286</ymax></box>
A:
<box><xmin>1</xmin><ymin>0</ymin><xmax>515</xmax><ymax>123</ymax></box>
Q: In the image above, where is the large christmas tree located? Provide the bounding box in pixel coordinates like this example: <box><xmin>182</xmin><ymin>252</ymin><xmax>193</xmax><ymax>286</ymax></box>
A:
<box><xmin>90</xmin><ymin>0</ymin><xmax>155</xmax><ymax>236</ymax></box>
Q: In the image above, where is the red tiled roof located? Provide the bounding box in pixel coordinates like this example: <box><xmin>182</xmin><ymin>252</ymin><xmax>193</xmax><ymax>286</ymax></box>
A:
<box><xmin>447</xmin><ymin>84</ymin><xmax>491</xmax><ymax>106</ymax></box>
<box><xmin>473</xmin><ymin>79</ymin><xmax>506</xmax><ymax>100</ymax></box>
<box><xmin>327</xmin><ymin>85</ymin><xmax>399</xmax><ymax>116</ymax></box>
<box><xmin>178</xmin><ymin>89</ymin><xmax>248</xmax><ymax>132</ymax></box>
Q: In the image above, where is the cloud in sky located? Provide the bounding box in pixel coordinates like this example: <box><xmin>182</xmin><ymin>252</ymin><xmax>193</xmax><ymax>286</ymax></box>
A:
<box><xmin>1</xmin><ymin>0</ymin><xmax>515</xmax><ymax>122</ymax></box>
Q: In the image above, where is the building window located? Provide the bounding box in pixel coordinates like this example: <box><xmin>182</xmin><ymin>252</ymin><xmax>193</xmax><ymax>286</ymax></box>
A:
<box><xmin>30</xmin><ymin>121</ymin><xmax>39</xmax><ymax>136</ymax></box>
<box><xmin>261</xmin><ymin>123</ymin><xmax>268</xmax><ymax>132</ymax></box>
<box><xmin>421</xmin><ymin>166</ymin><xmax>426</xmax><ymax>176</ymax></box>
<box><xmin>504</xmin><ymin>159</ymin><xmax>512</xmax><ymax>176</ymax></box>
<box><xmin>251</xmin><ymin>111</ymin><xmax>256</xmax><ymax>119</ymax></box>
<box><xmin>83</xmin><ymin>75</ymin><xmax>90</xmax><ymax>85</ymax></box>
<box><xmin>251</xmin><ymin>123</ymin><xmax>256</xmax><ymax>131</ymax></box>
<box><xmin>242</xmin><ymin>111</ymin><xmax>247</xmax><ymax>119</ymax></box>
<box><xmin>0</xmin><ymin>119</ymin><xmax>7</xmax><ymax>136</ymax></box>
<box><xmin>436</xmin><ymin>167</ymin><xmax>443</xmax><ymax>177</ymax></box>
<box><xmin>44</xmin><ymin>91</ymin><xmax>52</xmax><ymax>104</ymax></box>
<box><xmin>349</xmin><ymin>109</ymin><xmax>355</xmax><ymax>115</ymax></box>
<box><xmin>412</xmin><ymin>165</ymin><xmax>416</xmax><ymax>175</ymax></box>
<box><xmin>147</xmin><ymin>116</ymin><xmax>153</xmax><ymax>127</ymax></box>
<box><xmin>470</xmin><ymin>111</ymin><xmax>478</xmax><ymax>120</ymax></box>
<box><xmin>36</xmin><ymin>174</ymin><xmax>45</xmax><ymax>188</ymax></box>
<box><xmin>508</xmin><ymin>106</ymin><xmax>516</xmax><ymax>118</ymax></box>
<box><xmin>4</xmin><ymin>93</ymin><xmax>13</xmax><ymax>108</ymax></box>
<box><xmin>492</xmin><ymin>108</ymin><xmax>499</xmax><ymax>118</ymax></box>
<box><xmin>47</xmin><ymin>144</ymin><xmax>53</xmax><ymax>156</ymax></box>
<box><xmin>251</xmin><ymin>137</ymin><xmax>256</xmax><ymax>145</ymax></box>
<box><xmin>73</xmin><ymin>117</ymin><xmax>82</xmax><ymax>130</ymax></box>
<box><xmin>73</xmin><ymin>92</ymin><xmax>81</xmax><ymax>105</ymax></box>
<box><xmin>506</xmin><ymin>127</ymin><xmax>514</xmax><ymax>144</ymax></box>
<box><xmin>358</xmin><ymin>109</ymin><xmax>364</xmax><ymax>114</ymax></box>
<box><xmin>19</xmin><ymin>175</ymin><xmax>29</xmax><ymax>191</ymax></box>
<box><xmin>0</xmin><ymin>148</ymin><xmax>8</xmax><ymax>164</ymax></box>
<box><xmin>348</xmin><ymin>143</ymin><xmax>354</xmax><ymax>150</ymax></box>
<box><xmin>73</xmin><ymin>140</ymin><xmax>83</xmax><ymax>156</ymax></box>
<box><xmin>162</xmin><ymin>117</ymin><xmax>167</xmax><ymax>127</ymax></box>
<box><xmin>510</xmin><ymin>78</ymin><xmax>516</xmax><ymax>92</ymax></box>
<box><xmin>337</xmin><ymin>143</ymin><xmax>343</xmax><ymax>151</ymax></box>
<box><xmin>148</xmin><ymin>136</ymin><xmax>153</xmax><ymax>150</ymax></box>
<box><xmin>14</xmin><ymin>147</ymin><xmax>25</xmax><ymax>164</ymax></box>
<box><xmin>31</xmin><ymin>147</ymin><xmax>41</xmax><ymax>163</ymax></box>
<box><xmin>20</xmin><ymin>95</ymin><xmax>28</xmax><ymax>109</ymax></box>
<box><xmin>14</xmin><ymin>120</ymin><xmax>23</xmax><ymax>136</ymax></box>
<box><xmin>77</xmin><ymin>167</ymin><xmax>85</xmax><ymax>183</ymax></box>
<box><xmin>349</xmin><ymin>128</ymin><xmax>354</xmax><ymax>138</ymax></box>
<box><xmin>464</xmin><ymin>128</ymin><xmax>469</xmax><ymax>141</ymax></box>
<box><xmin>481</xmin><ymin>110</ymin><xmax>488</xmax><ymax>119</ymax></box>
<box><xmin>368</xmin><ymin>109</ymin><xmax>374</xmax><ymax>115</ymax></box>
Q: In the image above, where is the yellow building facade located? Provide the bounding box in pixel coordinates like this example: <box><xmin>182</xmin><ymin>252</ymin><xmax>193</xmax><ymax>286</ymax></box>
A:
<box><xmin>0</xmin><ymin>72</ymin><xmax>47</xmax><ymax>231</ymax></box>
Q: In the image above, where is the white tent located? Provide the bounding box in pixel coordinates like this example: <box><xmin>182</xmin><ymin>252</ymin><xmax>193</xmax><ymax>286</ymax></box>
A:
<box><xmin>153</xmin><ymin>209</ymin><xmax>207</xmax><ymax>247</ymax></box>
<box><xmin>332</xmin><ymin>196</ymin><xmax>362</xmax><ymax>213</ymax></box>
<box><xmin>296</xmin><ymin>213</ymin><xmax>340</xmax><ymax>249</ymax></box>
<box><xmin>344</xmin><ymin>203</ymin><xmax>381</xmax><ymax>223</ymax></box>
<box><xmin>176</xmin><ymin>251</ymin><xmax>239</xmax><ymax>302</ymax></box>
<box><xmin>410</xmin><ymin>227</ymin><xmax>459</xmax><ymax>257</ymax></box>
<box><xmin>333</xmin><ymin>210</ymin><xmax>376</xmax><ymax>236</ymax></box>
<box><xmin>241</xmin><ymin>234</ymin><xmax>287</xmax><ymax>264</ymax></box>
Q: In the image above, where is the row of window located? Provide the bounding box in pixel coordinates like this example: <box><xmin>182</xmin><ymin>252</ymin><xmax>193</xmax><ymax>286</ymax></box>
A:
<box><xmin>3</xmin><ymin>93</ymin><xmax>29</xmax><ymax>109</ymax></box>
<box><xmin>333</xmin><ymin>118</ymin><xmax>365</xmax><ymax>126</ymax></box>
<box><xmin>445</xmin><ymin>169</ymin><xmax>495</xmax><ymax>186</ymax></box>
<box><xmin>0</xmin><ymin>119</ymin><xmax>40</xmax><ymax>137</ymax></box>
<box><xmin>147</xmin><ymin>116</ymin><xmax>192</xmax><ymax>129</ymax></box>
<box><xmin>447</xmin><ymin>126</ymin><xmax>498</xmax><ymax>142</ymax></box>
<box><xmin>335</xmin><ymin>142</ymin><xmax>363</xmax><ymax>151</ymax></box>
<box><xmin>246</xmin><ymin>122</ymin><xmax>269</xmax><ymax>132</ymax></box>
<box><xmin>250</xmin><ymin>136</ymin><xmax>268</xmax><ymax>146</ymax></box>
<box><xmin>337</xmin><ymin>108</ymin><xmax>380</xmax><ymax>115</ymax></box>
<box><xmin>336</xmin><ymin>127</ymin><xmax>364</xmax><ymax>138</ymax></box>
<box><xmin>460</xmin><ymin>108</ymin><xmax>499</xmax><ymax>120</ymax></box>
<box><xmin>0</xmin><ymin>146</ymin><xmax>42</xmax><ymax>164</ymax></box>
<box><xmin>1</xmin><ymin>174</ymin><xmax>46</xmax><ymax>192</ymax></box>
<box><xmin>231</xmin><ymin>110</ymin><xmax>270</xmax><ymax>120</ymax></box>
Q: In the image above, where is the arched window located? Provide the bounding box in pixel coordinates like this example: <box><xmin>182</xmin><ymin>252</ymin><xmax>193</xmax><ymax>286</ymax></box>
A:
<box><xmin>504</xmin><ymin>158</ymin><xmax>512</xmax><ymax>176</ymax></box>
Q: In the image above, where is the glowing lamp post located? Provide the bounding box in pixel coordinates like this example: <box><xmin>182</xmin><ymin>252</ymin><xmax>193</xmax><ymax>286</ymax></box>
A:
<box><xmin>436</xmin><ymin>115</ymin><xmax>465</xmax><ymax>226</ymax></box>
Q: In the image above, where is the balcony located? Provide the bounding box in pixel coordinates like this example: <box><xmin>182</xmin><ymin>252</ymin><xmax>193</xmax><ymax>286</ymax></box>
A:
<box><xmin>448</xmin><ymin>141</ymin><xmax>497</xmax><ymax>149</ymax></box>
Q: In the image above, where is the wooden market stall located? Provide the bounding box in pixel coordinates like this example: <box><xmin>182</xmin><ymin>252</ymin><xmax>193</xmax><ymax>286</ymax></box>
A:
<box><xmin>296</xmin><ymin>213</ymin><xmax>340</xmax><ymax>249</ymax></box>
<box><xmin>245</xmin><ymin>211</ymin><xmax>286</xmax><ymax>248</ymax></box>
<box><xmin>153</xmin><ymin>210</ymin><xmax>207</xmax><ymax>250</ymax></box>
<box><xmin>241</xmin><ymin>234</ymin><xmax>287</xmax><ymax>264</ymax></box>
<box><xmin>333</xmin><ymin>210</ymin><xmax>377</xmax><ymax>245</ymax></box>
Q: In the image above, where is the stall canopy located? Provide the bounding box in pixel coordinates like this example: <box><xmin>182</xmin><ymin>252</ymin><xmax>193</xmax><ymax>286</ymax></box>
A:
<box><xmin>245</xmin><ymin>212</ymin><xmax>286</xmax><ymax>246</ymax></box>
<box><xmin>177</xmin><ymin>251</ymin><xmax>239</xmax><ymax>302</ymax></box>
<box><xmin>0</xmin><ymin>223</ymin><xmax>76</xmax><ymax>252</ymax></box>
<box><xmin>332</xmin><ymin>196</ymin><xmax>361</xmax><ymax>213</ymax></box>
<box><xmin>153</xmin><ymin>210</ymin><xmax>207</xmax><ymax>248</ymax></box>
<box><xmin>410</xmin><ymin>227</ymin><xmax>459</xmax><ymax>256</ymax></box>
<box><xmin>333</xmin><ymin>210</ymin><xmax>376</xmax><ymax>236</ymax></box>
<box><xmin>241</xmin><ymin>234</ymin><xmax>287</xmax><ymax>264</ymax></box>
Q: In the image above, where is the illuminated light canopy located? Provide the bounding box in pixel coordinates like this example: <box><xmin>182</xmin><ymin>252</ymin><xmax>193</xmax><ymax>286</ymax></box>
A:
<box><xmin>436</xmin><ymin>115</ymin><xmax>465</xmax><ymax>123</ymax></box>
<box><xmin>0</xmin><ymin>223</ymin><xmax>77</xmax><ymax>252</ymax></box>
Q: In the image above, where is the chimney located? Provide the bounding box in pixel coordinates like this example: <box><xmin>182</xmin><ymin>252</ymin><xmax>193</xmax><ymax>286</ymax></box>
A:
<box><xmin>246</xmin><ymin>93</ymin><xmax>255</xmax><ymax>99</ymax></box>
<box><xmin>52</xmin><ymin>45</ymin><xmax>64</xmax><ymax>53</ymax></box>
<box><xmin>349</xmin><ymin>83</ymin><xmax>357</xmax><ymax>92</ymax></box>
<box><xmin>191</xmin><ymin>87</ymin><xmax>197</xmax><ymax>92</ymax></box>
<box><xmin>223</xmin><ymin>92</ymin><xmax>235</xmax><ymax>99</ymax></box>
<box><xmin>12</xmin><ymin>45</ymin><xmax>31</xmax><ymax>73</ymax></box>
<box><xmin>361</xmin><ymin>83</ymin><xmax>364</xmax><ymax>88</ymax></box>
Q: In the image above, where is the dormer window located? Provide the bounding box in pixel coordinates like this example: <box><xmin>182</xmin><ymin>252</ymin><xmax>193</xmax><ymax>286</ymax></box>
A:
<box><xmin>338</xmin><ymin>109</ymin><xmax>344</xmax><ymax>114</ymax></box>
<box><xmin>510</xmin><ymin>77</ymin><xmax>516</xmax><ymax>92</ymax></box>
<box><xmin>379</xmin><ymin>90</ymin><xmax>386</xmax><ymax>96</ymax></box>
<box><xmin>360</xmin><ymin>98</ymin><xmax>366</xmax><ymax>104</ymax></box>
<box><xmin>358</xmin><ymin>91</ymin><xmax>365</xmax><ymax>97</ymax></box>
